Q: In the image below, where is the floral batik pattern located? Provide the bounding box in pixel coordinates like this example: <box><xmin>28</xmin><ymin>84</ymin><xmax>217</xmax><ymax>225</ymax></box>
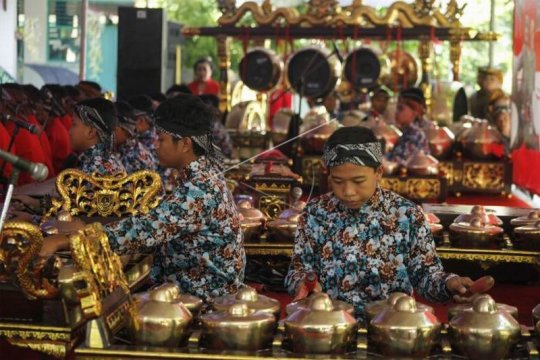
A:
<box><xmin>138</xmin><ymin>127</ymin><xmax>158</xmax><ymax>154</ymax></box>
<box><xmin>385</xmin><ymin>123</ymin><xmax>430</xmax><ymax>165</ymax></box>
<box><xmin>117</xmin><ymin>138</ymin><xmax>157</xmax><ymax>173</ymax></box>
<box><xmin>104</xmin><ymin>156</ymin><xmax>245</xmax><ymax>301</ymax></box>
<box><xmin>284</xmin><ymin>186</ymin><xmax>454</xmax><ymax>321</ymax></box>
<box><xmin>77</xmin><ymin>142</ymin><xmax>126</xmax><ymax>175</ymax></box>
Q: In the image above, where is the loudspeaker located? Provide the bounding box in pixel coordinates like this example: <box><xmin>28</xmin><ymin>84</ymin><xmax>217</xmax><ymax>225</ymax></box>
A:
<box><xmin>117</xmin><ymin>7</ymin><xmax>182</xmax><ymax>100</ymax></box>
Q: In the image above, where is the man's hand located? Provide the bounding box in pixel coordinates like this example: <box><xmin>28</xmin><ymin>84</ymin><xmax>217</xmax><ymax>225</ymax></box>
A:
<box><xmin>293</xmin><ymin>272</ymin><xmax>322</xmax><ymax>302</ymax></box>
<box><xmin>446</xmin><ymin>275</ymin><xmax>495</xmax><ymax>303</ymax></box>
<box><xmin>39</xmin><ymin>234</ymin><xmax>70</xmax><ymax>258</ymax></box>
<box><xmin>7</xmin><ymin>210</ymin><xmax>35</xmax><ymax>222</ymax></box>
<box><xmin>12</xmin><ymin>195</ymin><xmax>40</xmax><ymax>211</ymax></box>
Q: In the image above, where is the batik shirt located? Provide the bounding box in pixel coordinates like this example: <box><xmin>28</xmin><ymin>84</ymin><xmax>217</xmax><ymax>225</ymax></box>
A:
<box><xmin>385</xmin><ymin>123</ymin><xmax>430</xmax><ymax>164</ymax></box>
<box><xmin>117</xmin><ymin>138</ymin><xmax>157</xmax><ymax>173</ymax></box>
<box><xmin>77</xmin><ymin>142</ymin><xmax>126</xmax><ymax>175</ymax></box>
<box><xmin>104</xmin><ymin>156</ymin><xmax>246</xmax><ymax>301</ymax></box>
<box><xmin>284</xmin><ymin>186</ymin><xmax>453</xmax><ymax>321</ymax></box>
<box><xmin>138</xmin><ymin>127</ymin><xmax>158</xmax><ymax>154</ymax></box>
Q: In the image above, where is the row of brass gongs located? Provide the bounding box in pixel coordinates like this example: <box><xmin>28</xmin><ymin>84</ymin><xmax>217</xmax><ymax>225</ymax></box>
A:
<box><xmin>238</xmin><ymin>46</ymin><xmax>421</xmax><ymax>99</ymax></box>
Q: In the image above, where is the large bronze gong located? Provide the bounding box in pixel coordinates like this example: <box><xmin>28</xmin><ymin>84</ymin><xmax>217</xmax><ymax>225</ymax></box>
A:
<box><xmin>380</xmin><ymin>49</ymin><xmax>421</xmax><ymax>91</ymax></box>
<box><xmin>286</xmin><ymin>46</ymin><xmax>341</xmax><ymax>100</ymax></box>
<box><xmin>343</xmin><ymin>47</ymin><xmax>384</xmax><ymax>89</ymax></box>
<box><xmin>238</xmin><ymin>47</ymin><xmax>283</xmax><ymax>92</ymax></box>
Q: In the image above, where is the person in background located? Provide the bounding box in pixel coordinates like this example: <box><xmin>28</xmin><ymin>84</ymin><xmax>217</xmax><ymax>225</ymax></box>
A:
<box><xmin>1</xmin><ymin>83</ymin><xmax>52</xmax><ymax>184</ymax></box>
<box><xmin>76</xmin><ymin>80</ymin><xmax>102</xmax><ymax>99</ymax></box>
<box><xmin>39</xmin><ymin>84</ymin><xmax>73</xmax><ymax>174</ymax></box>
<box><xmin>188</xmin><ymin>57</ymin><xmax>220</xmax><ymax>96</ymax></box>
<box><xmin>166</xmin><ymin>84</ymin><xmax>192</xmax><ymax>98</ymax></box>
<box><xmin>285</xmin><ymin>126</ymin><xmax>478</xmax><ymax>322</ymax></box>
<box><xmin>469</xmin><ymin>67</ymin><xmax>504</xmax><ymax>119</ymax></box>
<box><xmin>128</xmin><ymin>95</ymin><xmax>158</xmax><ymax>154</ymax></box>
<box><xmin>114</xmin><ymin>101</ymin><xmax>157</xmax><ymax>173</ymax></box>
<box><xmin>69</xmin><ymin>97</ymin><xmax>126</xmax><ymax>174</ymax></box>
<box><xmin>487</xmin><ymin>90</ymin><xmax>511</xmax><ymax>151</ymax></box>
<box><xmin>149</xmin><ymin>92</ymin><xmax>167</xmax><ymax>110</ymax></box>
<box><xmin>199</xmin><ymin>94</ymin><xmax>234</xmax><ymax>158</ymax></box>
<box><xmin>364</xmin><ymin>86</ymin><xmax>391</xmax><ymax>122</ymax></box>
<box><xmin>385</xmin><ymin>88</ymin><xmax>431</xmax><ymax>165</ymax></box>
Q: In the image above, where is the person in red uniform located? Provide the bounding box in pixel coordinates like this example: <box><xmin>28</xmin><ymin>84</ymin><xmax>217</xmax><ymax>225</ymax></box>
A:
<box><xmin>2</xmin><ymin>83</ymin><xmax>52</xmax><ymax>185</ymax></box>
<box><xmin>187</xmin><ymin>57</ymin><xmax>220</xmax><ymax>95</ymax></box>
<box><xmin>40</xmin><ymin>85</ymin><xmax>73</xmax><ymax>173</ymax></box>
<box><xmin>22</xmin><ymin>85</ymin><xmax>55</xmax><ymax>177</ymax></box>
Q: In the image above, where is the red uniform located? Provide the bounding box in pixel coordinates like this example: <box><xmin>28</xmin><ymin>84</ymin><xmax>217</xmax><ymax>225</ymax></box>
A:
<box><xmin>60</xmin><ymin>114</ymin><xmax>73</xmax><ymax>130</ymax></box>
<box><xmin>187</xmin><ymin>79</ymin><xmax>220</xmax><ymax>95</ymax></box>
<box><xmin>6</xmin><ymin>119</ymin><xmax>51</xmax><ymax>185</ymax></box>
<box><xmin>0</xmin><ymin>123</ymin><xmax>14</xmax><ymax>181</ymax></box>
<box><xmin>27</xmin><ymin>114</ymin><xmax>55</xmax><ymax>178</ymax></box>
<box><xmin>45</xmin><ymin>117</ymin><xmax>73</xmax><ymax>174</ymax></box>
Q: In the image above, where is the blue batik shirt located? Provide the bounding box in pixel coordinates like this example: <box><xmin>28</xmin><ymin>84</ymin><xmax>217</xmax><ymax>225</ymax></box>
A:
<box><xmin>284</xmin><ymin>186</ymin><xmax>453</xmax><ymax>321</ymax></box>
<box><xmin>104</xmin><ymin>156</ymin><xmax>246</xmax><ymax>301</ymax></box>
<box><xmin>138</xmin><ymin>127</ymin><xmax>158</xmax><ymax>154</ymax></box>
<box><xmin>77</xmin><ymin>142</ymin><xmax>126</xmax><ymax>175</ymax></box>
<box><xmin>117</xmin><ymin>138</ymin><xmax>157</xmax><ymax>173</ymax></box>
<box><xmin>385</xmin><ymin>123</ymin><xmax>430</xmax><ymax>164</ymax></box>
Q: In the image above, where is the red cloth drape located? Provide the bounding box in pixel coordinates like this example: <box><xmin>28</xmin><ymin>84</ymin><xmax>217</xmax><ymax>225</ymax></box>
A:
<box><xmin>512</xmin><ymin>145</ymin><xmax>540</xmax><ymax>195</ymax></box>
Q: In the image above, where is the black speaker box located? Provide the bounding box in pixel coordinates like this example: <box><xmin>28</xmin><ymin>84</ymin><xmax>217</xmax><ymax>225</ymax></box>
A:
<box><xmin>117</xmin><ymin>7</ymin><xmax>181</xmax><ymax>99</ymax></box>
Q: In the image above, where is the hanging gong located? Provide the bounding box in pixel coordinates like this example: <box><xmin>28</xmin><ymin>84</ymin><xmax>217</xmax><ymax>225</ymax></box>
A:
<box><xmin>286</xmin><ymin>46</ymin><xmax>341</xmax><ymax>100</ymax></box>
<box><xmin>380</xmin><ymin>49</ymin><xmax>421</xmax><ymax>92</ymax></box>
<box><xmin>343</xmin><ymin>47</ymin><xmax>383</xmax><ymax>89</ymax></box>
<box><xmin>225</xmin><ymin>101</ymin><xmax>266</xmax><ymax>133</ymax></box>
<box><xmin>238</xmin><ymin>48</ymin><xmax>284</xmax><ymax>93</ymax></box>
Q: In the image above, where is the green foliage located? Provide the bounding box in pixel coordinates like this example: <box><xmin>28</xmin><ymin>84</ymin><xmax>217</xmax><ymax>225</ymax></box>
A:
<box><xmin>157</xmin><ymin>0</ymin><xmax>244</xmax><ymax>81</ymax></box>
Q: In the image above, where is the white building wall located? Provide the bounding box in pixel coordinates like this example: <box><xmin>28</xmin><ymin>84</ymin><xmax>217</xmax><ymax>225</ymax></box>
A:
<box><xmin>0</xmin><ymin>0</ymin><xmax>18</xmax><ymax>78</ymax></box>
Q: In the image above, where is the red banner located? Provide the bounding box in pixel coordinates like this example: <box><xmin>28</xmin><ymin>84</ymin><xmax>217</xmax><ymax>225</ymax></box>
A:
<box><xmin>512</xmin><ymin>0</ymin><xmax>540</xmax><ymax>195</ymax></box>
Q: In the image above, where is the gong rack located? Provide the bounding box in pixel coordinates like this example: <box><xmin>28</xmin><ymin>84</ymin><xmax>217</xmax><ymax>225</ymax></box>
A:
<box><xmin>182</xmin><ymin>0</ymin><xmax>499</xmax><ymax>113</ymax></box>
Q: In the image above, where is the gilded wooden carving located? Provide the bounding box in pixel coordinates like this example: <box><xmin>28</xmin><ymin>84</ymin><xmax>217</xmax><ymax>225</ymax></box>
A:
<box><xmin>69</xmin><ymin>223</ymin><xmax>129</xmax><ymax>318</ymax></box>
<box><xmin>462</xmin><ymin>163</ymin><xmax>505</xmax><ymax>190</ymax></box>
<box><xmin>43</xmin><ymin>169</ymin><xmax>162</xmax><ymax>220</ymax></box>
<box><xmin>405</xmin><ymin>178</ymin><xmax>441</xmax><ymax>199</ymax></box>
<box><xmin>216</xmin><ymin>0</ymin><xmax>490</xmax><ymax>34</ymax></box>
<box><xmin>0</xmin><ymin>221</ymin><xmax>59</xmax><ymax>299</ymax></box>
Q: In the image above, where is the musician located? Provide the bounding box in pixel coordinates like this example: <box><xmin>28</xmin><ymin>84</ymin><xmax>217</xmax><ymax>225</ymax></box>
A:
<box><xmin>1</xmin><ymin>83</ymin><xmax>52</xmax><ymax>184</ymax></box>
<box><xmin>285</xmin><ymin>126</ymin><xmax>475</xmax><ymax>321</ymax></box>
<box><xmin>114</xmin><ymin>101</ymin><xmax>157</xmax><ymax>173</ymax></box>
<box><xmin>363</xmin><ymin>86</ymin><xmax>391</xmax><ymax>123</ymax></box>
<box><xmin>69</xmin><ymin>97</ymin><xmax>126</xmax><ymax>175</ymax></box>
<box><xmin>187</xmin><ymin>57</ymin><xmax>220</xmax><ymax>96</ymax></box>
<box><xmin>39</xmin><ymin>95</ymin><xmax>245</xmax><ymax>301</ymax></box>
<box><xmin>128</xmin><ymin>95</ymin><xmax>158</xmax><ymax>154</ymax></box>
<box><xmin>385</xmin><ymin>88</ymin><xmax>431</xmax><ymax>165</ymax></box>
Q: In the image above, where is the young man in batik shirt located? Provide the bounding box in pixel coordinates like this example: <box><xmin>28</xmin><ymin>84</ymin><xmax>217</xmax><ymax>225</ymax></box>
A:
<box><xmin>40</xmin><ymin>95</ymin><xmax>245</xmax><ymax>301</ymax></box>
<box><xmin>114</xmin><ymin>101</ymin><xmax>157</xmax><ymax>173</ymax></box>
<box><xmin>385</xmin><ymin>87</ymin><xmax>431</xmax><ymax>164</ymax></box>
<box><xmin>285</xmin><ymin>126</ymin><xmax>477</xmax><ymax>322</ymax></box>
<box><xmin>70</xmin><ymin>98</ymin><xmax>126</xmax><ymax>174</ymax></box>
<box><xmin>129</xmin><ymin>95</ymin><xmax>158</xmax><ymax>153</ymax></box>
